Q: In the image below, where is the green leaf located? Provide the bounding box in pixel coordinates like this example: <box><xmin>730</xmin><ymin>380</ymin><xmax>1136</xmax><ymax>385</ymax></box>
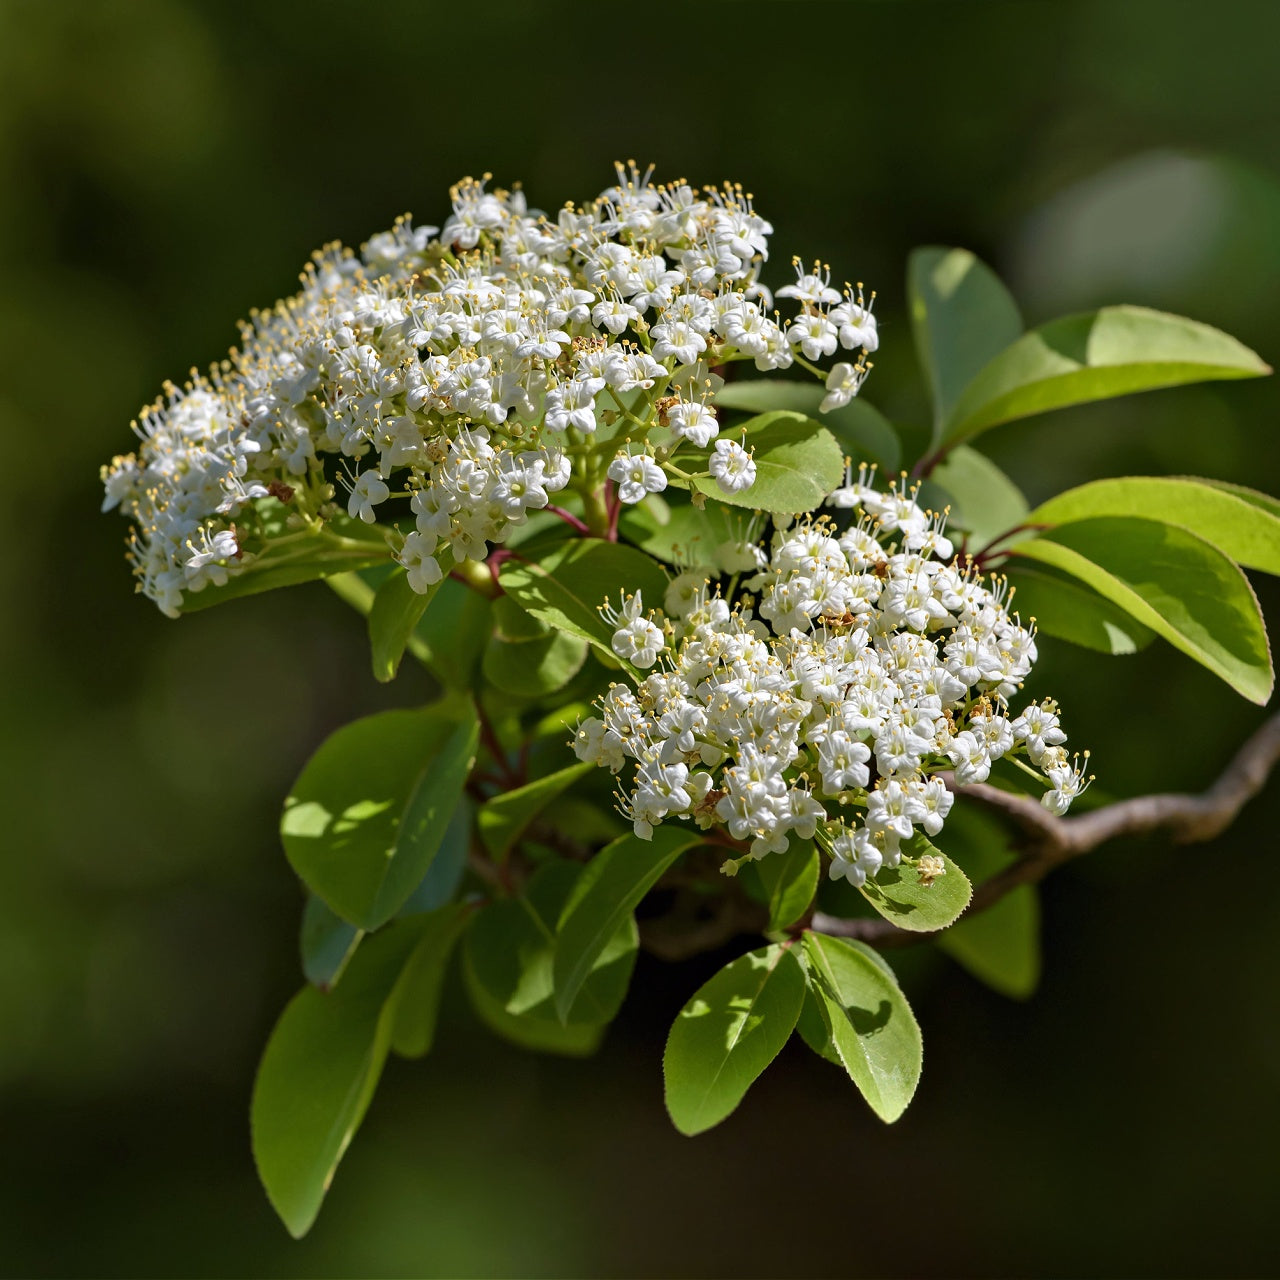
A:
<box><xmin>481</xmin><ymin>609</ymin><xmax>591</xmax><ymax>699</ymax></box>
<box><xmin>554</xmin><ymin>827</ymin><xmax>704</xmax><ymax>1022</ymax></box>
<box><xmin>907</xmin><ymin>246</ymin><xmax>1023</xmax><ymax>441</ymax></box>
<box><xmin>713</xmin><ymin>381</ymin><xmax>901</xmax><ymax>472</ymax></box>
<box><xmin>933</xmin><ymin>804</ymin><xmax>1040</xmax><ymax>999</ymax></box>
<box><xmin>368</xmin><ymin>563</ymin><xmax>449</xmax><ymax>683</ymax></box>
<box><xmin>477</xmin><ymin>761</ymin><xmax>593</xmax><ymax>860</ymax></box>
<box><xmin>463</xmin><ymin>952</ymin><xmax>604</xmax><ymax>1058</ymax></box>
<box><xmin>616</xmin><ymin>493</ymin><xmax>739</xmax><ymax>568</ymax></box>
<box><xmin>1007</xmin><ymin>563</ymin><xmax>1155</xmax><ymax>655</ymax></box>
<box><xmin>413</xmin><ymin>578</ymin><xmax>494</xmax><ymax>691</ymax></box>
<box><xmin>467</xmin><ymin>860</ymin><xmax>637</xmax><ymax>1028</ymax></box>
<box><xmin>1201</xmin><ymin>479</ymin><xmax>1280</xmax><ymax>522</ymax></box>
<box><xmin>928</xmin><ymin>445</ymin><xmax>1029</xmax><ymax>547</ymax></box>
<box><xmin>688</xmin><ymin>412</ymin><xmax>845</xmax><ymax>514</ymax></box>
<box><xmin>388</xmin><ymin>904</ymin><xmax>472</xmax><ymax>1058</ymax></box>
<box><xmin>663</xmin><ymin>943</ymin><xmax>805</xmax><ymax>1136</ymax></box>
<box><xmin>300</xmin><ymin>895</ymin><xmax>363</xmax><ymax>991</ymax></box>
<box><xmin>181</xmin><ymin>508</ymin><xmax>389</xmax><ymax>612</ymax></box>
<box><xmin>396</xmin><ymin>795</ymin><xmax>473</xmax><ymax>916</ymax></box>
<box><xmin>746</xmin><ymin>842</ymin><xmax>820</xmax><ymax>932</ymax></box>
<box><xmin>856</xmin><ymin>838</ymin><xmax>972</xmax><ymax>933</ymax></box>
<box><xmin>800</xmin><ymin>933</ymin><xmax>922</xmax><ymax>1123</ymax></box>
<box><xmin>498</xmin><ymin>539</ymin><xmax>669</xmax><ymax>670</ymax></box>
<box><xmin>1015</xmin><ymin>516</ymin><xmax>1274</xmax><ymax>703</ymax></box>
<box><xmin>251</xmin><ymin>919</ymin><xmax>431</xmax><ymax>1238</ymax></box>
<box><xmin>1029</xmin><ymin>476</ymin><xmax>1280</xmax><ymax>576</ymax></box>
<box><xmin>941</xmin><ymin>305</ymin><xmax>1270</xmax><ymax>449</ymax></box>
<box><xmin>281</xmin><ymin>703</ymin><xmax>480</xmax><ymax>929</ymax></box>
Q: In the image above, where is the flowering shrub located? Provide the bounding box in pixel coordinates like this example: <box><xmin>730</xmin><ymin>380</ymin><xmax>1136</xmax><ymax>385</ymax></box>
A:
<box><xmin>103</xmin><ymin>168</ymin><xmax>1279</xmax><ymax>1238</ymax></box>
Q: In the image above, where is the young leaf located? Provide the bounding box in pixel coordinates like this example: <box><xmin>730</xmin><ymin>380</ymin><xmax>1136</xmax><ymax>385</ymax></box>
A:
<box><xmin>251</xmin><ymin>919</ymin><xmax>430</xmax><ymax>1238</ymax></box>
<box><xmin>1014</xmin><ymin>515</ymin><xmax>1274</xmax><ymax>703</ymax></box>
<box><xmin>932</xmin><ymin>803</ymin><xmax>1040</xmax><ymax>999</ymax></box>
<box><xmin>907</xmin><ymin>246</ymin><xmax>1023</xmax><ymax>441</ymax></box>
<box><xmin>281</xmin><ymin>703</ymin><xmax>480</xmax><ymax>929</ymax></box>
<box><xmin>498</xmin><ymin>539</ymin><xmax>670</xmax><ymax>669</ymax></box>
<box><xmin>800</xmin><ymin>933</ymin><xmax>922</xmax><ymax>1123</ymax></box>
<box><xmin>477</xmin><ymin>761</ymin><xmax>593</xmax><ymax>860</ymax></box>
<box><xmin>388</xmin><ymin>904</ymin><xmax>472</xmax><ymax>1058</ymax></box>
<box><xmin>663</xmin><ymin>943</ymin><xmax>806</xmax><ymax>1136</ymax></box>
<box><xmin>688</xmin><ymin>412</ymin><xmax>845</xmax><ymax>513</ymax></box>
<box><xmin>746</xmin><ymin>841</ymin><xmax>820</xmax><ymax>932</ymax></box>
<box><xmin>467</xmin><ymin>860</ymin><xmax>638</xmax><ymax>1027</ymax></box>
<box><xmin>713</xmin><ymin>381</ymin><xmax>902</xmax><ymax>472</ymax></box>
<box><xmin>1006</xmin><ymin>563</ymin><xmax>1155</xmax><ymax>654</ymax></box>
<box><xmin>1029</xmin><ymin>476</ymin><xmax>1280</xmax><ymax>576</ymax></box>
<box><xmin>300</xmin><ymin>895</ymin><xmax>363</xmax><ymax>991</ymax></box>
<box><xmin>554</xmin><ymin>828</ymin><xmax>704</xmax><ymax>1022</ymax></box>
<box><xmin>368</xmin><ymin>563</ymin><xmax>448</xmax><ymax>683</ymax></box>
<box><xmin>941</xmin><ymin>305</ymin><xmax>1270</xmax><ymax>449</ymax></box>
<box><xmin>856</xmin><ymin>838</ymin><xmax>972</xmax><ymax>933</ymax></box>
<box><xmin>928</xmin><ymin>445</ymin><xmax>1029</xmax><ymax>547</ymax></box>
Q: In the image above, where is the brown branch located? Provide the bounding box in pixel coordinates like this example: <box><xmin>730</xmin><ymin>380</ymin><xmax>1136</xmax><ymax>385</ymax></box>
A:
<box><xmin>811</xmin><ymin>710</ymin><xmax>1280</xmax><ymax>949</ymax></box>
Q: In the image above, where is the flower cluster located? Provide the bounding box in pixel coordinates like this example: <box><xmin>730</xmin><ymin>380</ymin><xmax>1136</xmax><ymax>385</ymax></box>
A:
<box><xmin>102</xmin><ymin>165</ymin><xmax>876</xmax><ymax>615</ymax></box>
<box><xmin>574</xmin><ymin>472</ymin><xmax>1091</xmax><ymax>887</ymax></box>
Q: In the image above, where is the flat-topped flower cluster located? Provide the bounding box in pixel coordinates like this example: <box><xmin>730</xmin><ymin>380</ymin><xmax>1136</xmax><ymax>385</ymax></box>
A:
<box><xmin>574</xmin><ymin>472</ymin><xmax>1090</xmax><ymax>885</ymax></box>
<box><xmin>101</xmin><ymin>165</ymin><xmax>876</xmax><ymax>615</ymax></box>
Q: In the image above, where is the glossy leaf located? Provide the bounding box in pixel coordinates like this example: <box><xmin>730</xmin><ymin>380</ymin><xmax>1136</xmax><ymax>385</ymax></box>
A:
<box><xmin>908</xmin><ymin>246</ymin><xmax>1023</xmax><ymax>440</ymax></box>
<box><xmin>689</xmin><ymin>412</ymin><xmax>845</xmax><ymax>514</ymax></box>
<box><xmin>397</xmin><ymin>795</ymin><xmax>474</xmax><ymax>916</ymax></box>
<box><xmin>554</xmin><ymin>827</ymin><xmax>704</xmax><ymax>1022</ymax></box>
<box><xmin>1030</xmin><ymin>475</ymin><xmax>1280</xmax><ymax>576</ymax></box>
<box><xmin>477</xmin><ymin>761</ymin><xmax>593</xmax><ymax>860</ymax></box>
<box><xmin>663</xmin><ymin>943</ymin><xmax>806</xmax><ymax>1136</ymax></box>
<box><xmin>928</xmin><ymin>445</ymin><xmax>1029</xmax><ymax>547</ymax></box>
<box><xmin>746</xmin><ymin>842</ymin><xmax>820</xmax><ymax>932</ymax></box>
<box><xmin>498</xmin><ymin>539</ymin><xmax>669</xmax><ymax>670</ymax></box>
<box><xmin>800</xmin><ymin>933</ymin><xmax>922</xmax><ymax>1123</ymax></box>
<box><xmin>482</xmin><ymin>620</ymin><xmax>590</xmax><ymax>699</ymax></box>
<box><xmin>300</xmin><ymin>895</ymin><xmax>363</xmax><ymax>991</ymax></box>
<box><xmin>857</xmin><ymin>838</ymin><xmax>972</xmax><ymax>933</ymax></box>
<box><xmin>252</xmin><ymin>919</ymin><xmax>431</xmax><ymax>1238</ymax></box>
<box><xmin>1007</xmin><ymin>563</ymin><xmax>1155</xmax><ymax>654</ymax></box>
<box><xmin>281</xmin><ymin>703</ymin><xmax>479</xmax><ymax>929</ymax></box>
<box><xmin>388</xmin><ymin>904</ymin><xmax>472</xmax><ymax>1058</ymax></box>
<box><xmin>414</xmin><ymin>578</ymin><xmax>495</xmax><ymax>691</ymax></box>
<box><xmin>181</xmin><ymin>510</ymin><xmax>389</xmax><ymax>613</ymax></box>
<box><xmin>617</xmin><ymin>493</ymin><xmax>738</xmax><ymax>568</ymax></box>
<box><xmin>1015</xmin><ymin>515</ymin><xmax>1273</xmax><ymax>703</ymax></box>
<box><xmin>368</xmin><ymin>563</ymin><xmax>448</xmax><ymax>683</ymax></box>
<box><xmin>942</xmin><ymin>305</ymin><xmax>1270</xmax><ymax>448</ymax></box>
<box><xmin>713</xmin><ymin>380</ymin><xmax>901</xmax><ymax>471</ymax></box>
<box><xmin>933</xmin><ymin>805</ymin><xmax>1040</xmax><ymax>999</ymax></box>
<box><xmin>463</xmin><ymin>954</ymin><xmax>604</xmax><ymax>1058</ymax></box>
<box><xmin>468</xmin><ymin>860</ymin><xmax>638</xmax><ymax>1028</ymax></box>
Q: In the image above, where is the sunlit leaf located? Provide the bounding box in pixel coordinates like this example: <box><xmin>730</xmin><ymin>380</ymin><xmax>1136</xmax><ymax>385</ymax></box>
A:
<box><xmin>663</xmin><ymin>943</ymin><xmax>805</xmax><ymax>1135</ymax></box>
<box><xmin>1015</xmin><ymin>515</ymin><xmax>1273</xmax><ymax>703</ymax></box>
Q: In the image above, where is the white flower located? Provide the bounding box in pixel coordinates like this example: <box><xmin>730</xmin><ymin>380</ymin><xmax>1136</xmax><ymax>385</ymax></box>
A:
<box><xmin>709</xmin><ymin>438</ymin><xmax>756</xmax><ymax>494</ymax></box>
<box><xmin>821</xmin><ymin>361</ymin><xmax>866</xmax><ymax>412</ymax></box>
<box><xmin>400</xmin><ymin>531</ymin><xmax>444</xmax><ymax>593</ymax></box>
<box><xmin>608</xmin><ymin>452</ymin><xmax>668</xmax><ymax>505</ymax></box>
<box><xmin>348</xmin><ymin>470</ymin><xmax>390</xmax><ymax>523</ymax></box>
<box><xmin>666</xmin><ymin>400</ymin><xmax>720</xmax><ymax>448</ymax></box>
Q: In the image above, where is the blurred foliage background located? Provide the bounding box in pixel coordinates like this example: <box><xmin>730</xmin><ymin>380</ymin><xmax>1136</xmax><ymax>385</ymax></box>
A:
<box><xmin>3</xmin><ymin>0</ymin><xmax>1280</xmax><ymax>1274</ymax></box>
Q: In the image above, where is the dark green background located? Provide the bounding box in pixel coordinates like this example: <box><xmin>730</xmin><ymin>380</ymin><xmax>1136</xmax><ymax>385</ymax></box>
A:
<box><xmin>3</xmin><ymin>1</ymin><xmax>1279</xmax><ymax>1275</ymax></box>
